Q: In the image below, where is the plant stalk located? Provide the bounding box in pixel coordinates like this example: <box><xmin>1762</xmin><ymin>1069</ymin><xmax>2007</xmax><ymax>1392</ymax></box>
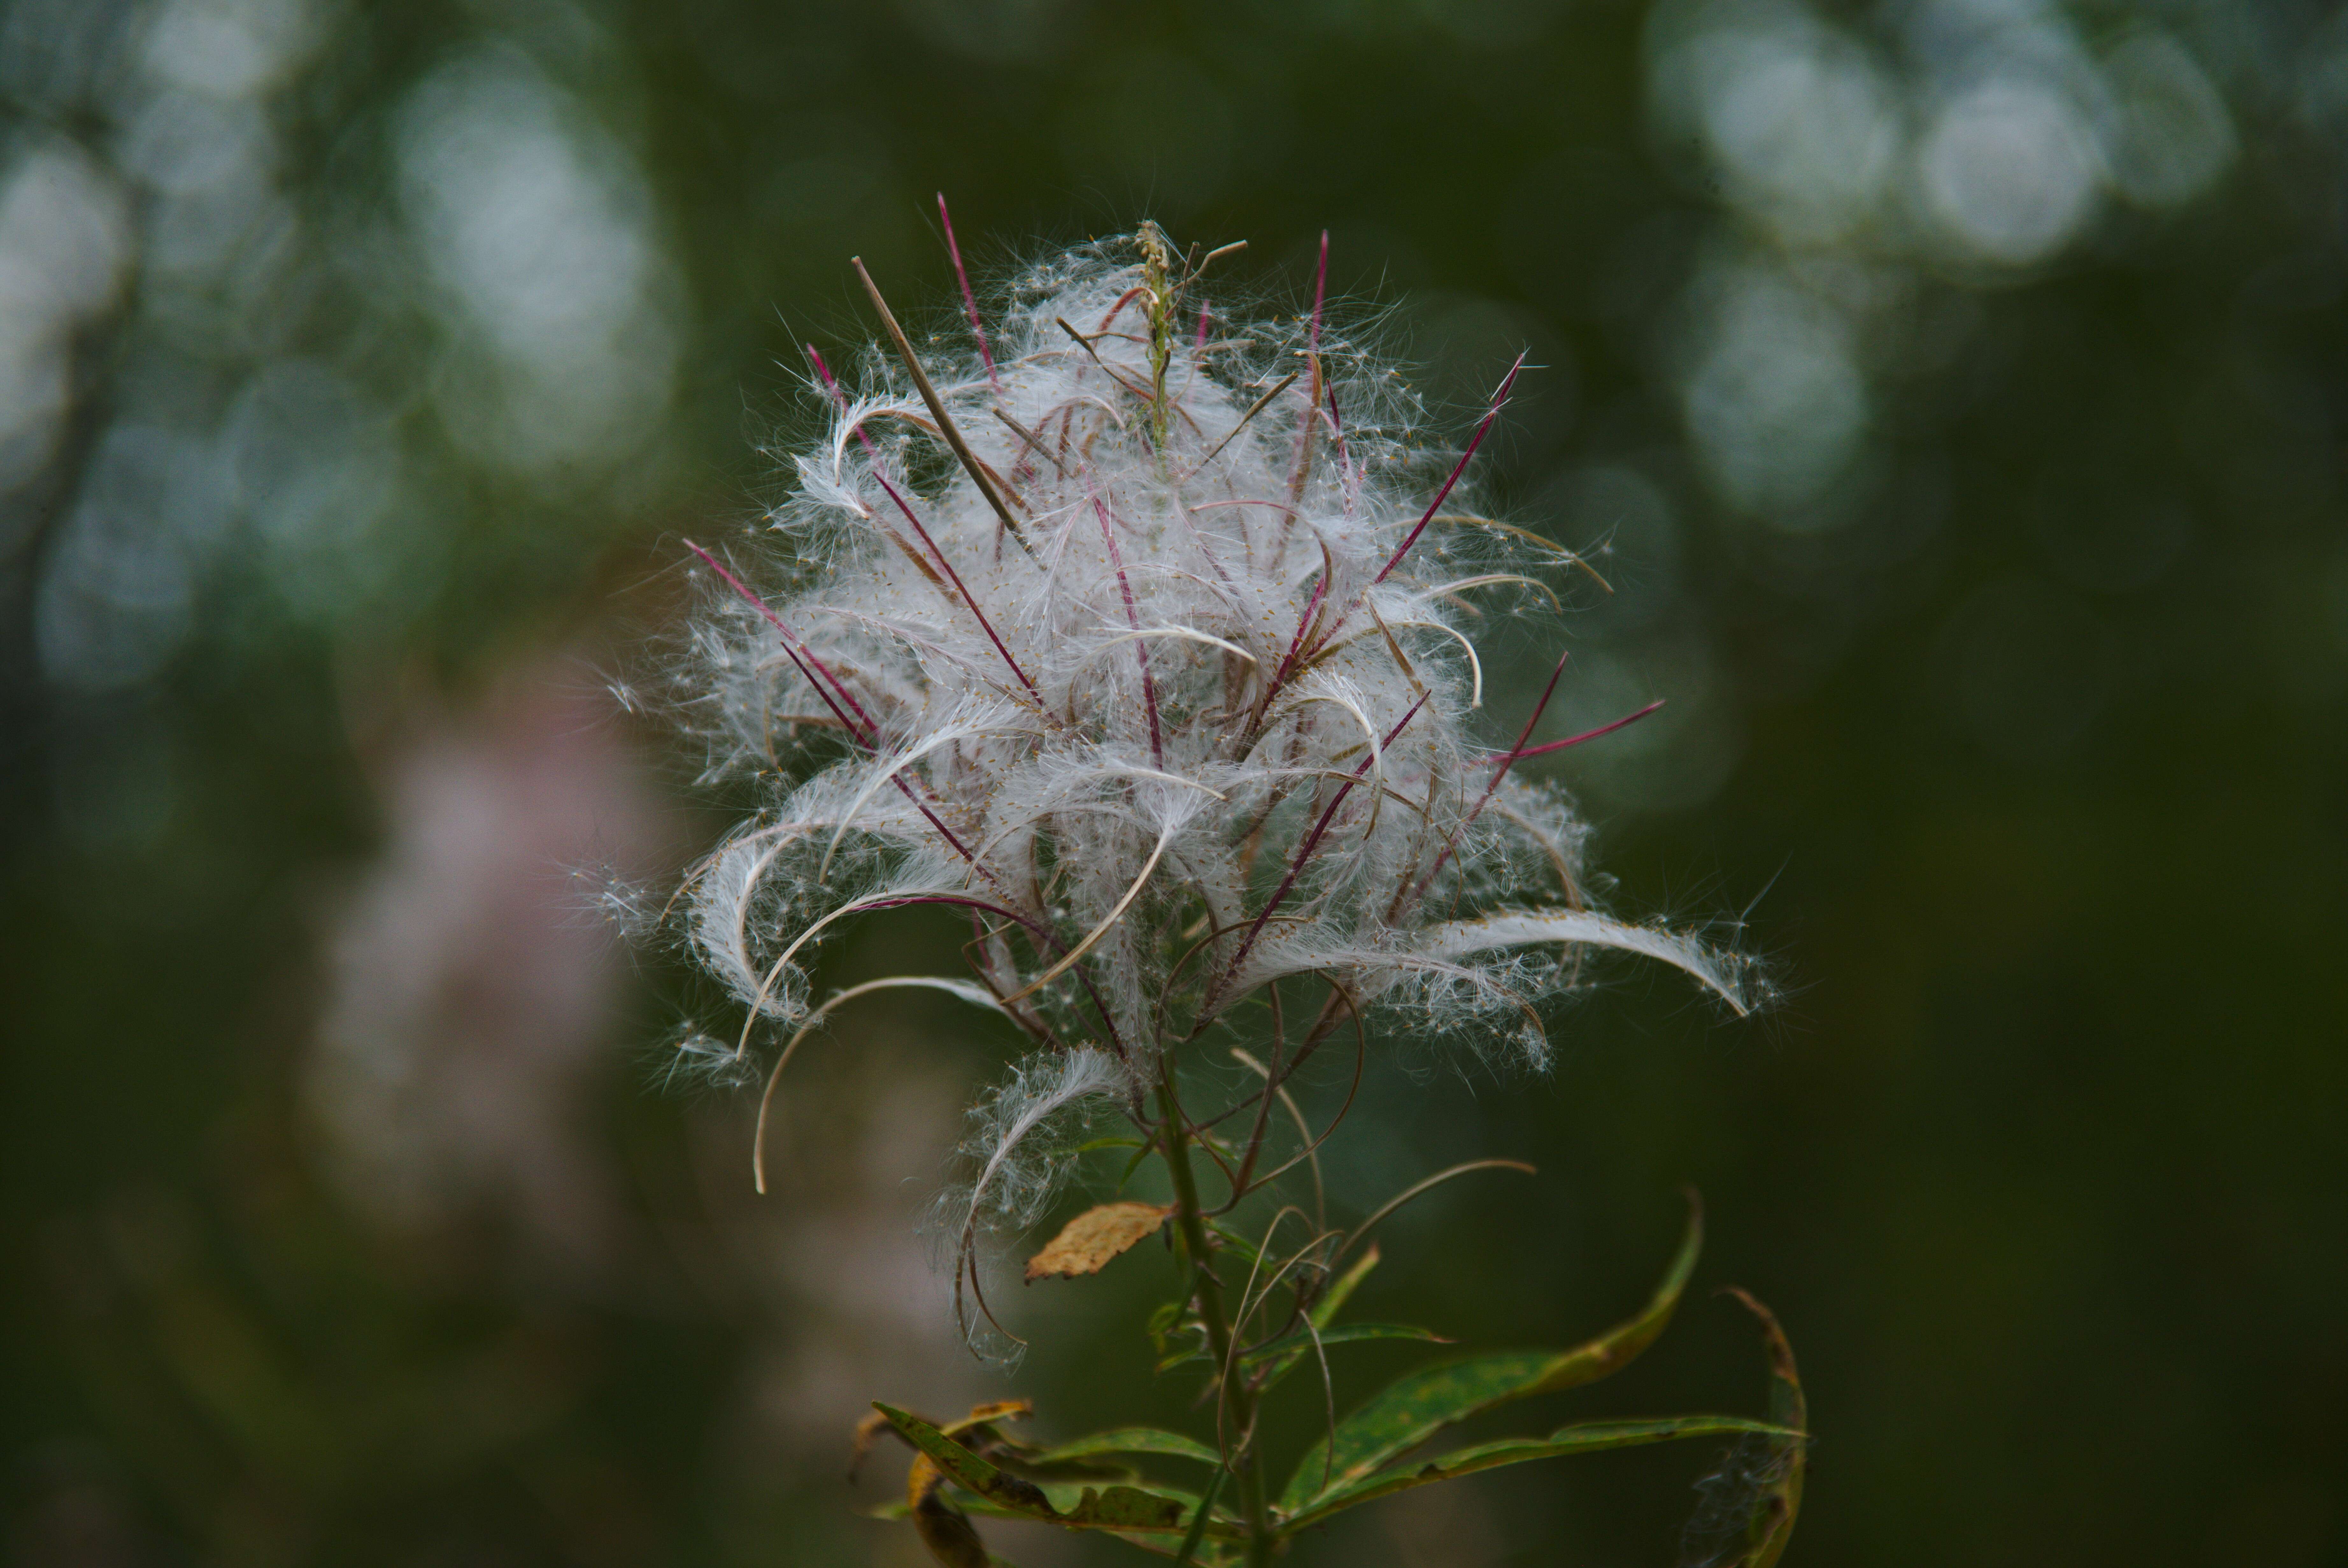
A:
<box><xmin>1158</xmin><ymin>1059</ymin><xmax>1276</xmax><ymax>1565</ymax></box>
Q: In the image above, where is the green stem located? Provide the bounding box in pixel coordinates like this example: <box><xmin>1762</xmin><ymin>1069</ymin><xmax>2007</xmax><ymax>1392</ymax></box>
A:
<box><xmin>1158</xmin><ymin>1058</ymin><xmax>1276</xmax><ymax>1565</ymax></box>
<box><xmin>1140</xmin><ymin>221</ymin><xmax>1174</xmax><ymax>459</ymax></box>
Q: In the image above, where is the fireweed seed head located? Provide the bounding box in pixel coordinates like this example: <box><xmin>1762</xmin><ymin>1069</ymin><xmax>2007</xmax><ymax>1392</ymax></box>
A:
<box><xmin>648</xmin><ymin>222</ymin><xmax>1760</xmax><ymax>1347</ymax></box>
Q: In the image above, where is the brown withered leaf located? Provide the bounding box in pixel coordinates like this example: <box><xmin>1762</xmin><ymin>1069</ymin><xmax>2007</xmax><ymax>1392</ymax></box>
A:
<box><xmin>1025</xmin><ymin>1201</ymin><xmax>1174</xmax><ymax>1282</ymax></box>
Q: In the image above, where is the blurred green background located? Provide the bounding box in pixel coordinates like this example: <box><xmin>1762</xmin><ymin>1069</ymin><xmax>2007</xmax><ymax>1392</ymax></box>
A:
<box><xmin>4</xmin><ymin>0</ymin><xmax>2344</xmax><ymax>1563</ymax></box>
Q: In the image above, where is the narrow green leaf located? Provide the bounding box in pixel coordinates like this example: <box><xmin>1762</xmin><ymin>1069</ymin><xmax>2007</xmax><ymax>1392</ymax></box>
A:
<box><xmin>969</xmin><ymin>1484</ymin><xmax>1240</xmax><ymax>1539</ymax></box>
<box><xmin>1310</xmin><ymin>1243</ymin><xmax>1380</xmax><ymax>1329</ymax></box>
<box><xmin>1283</xmin><ymin>1415</ymin><xmax>1797</xmax><ymax>1532</ymax></box>
<box><xmin>1028</xmin><ymin>1428</ymin><xmax>1220</xmax><ymax>1467</ymax></box>
<box><xmin>1251</xmin><ymin>1251</ymin><xmax>1402</xmax><ymax>1396</ymax></box>
<box><xmin>1056</xmin><ymin>1486</ymin><xmax>1191</xmax><ymax>1531</ymax></box>
<box><xmin>1246</xmin><ymin>1322</ymin><xmax>1449</xmax><ymax>1366</ymax></box>
<box><xmin>1164</xmin><ymin>1321</ymin><xmax>1445</xmax><ymax>1379</ymax></box>
<box><xmin>1276</xmin><ymin>1191</ymin><xmax>1704</xmax><ymax>1514</ymax></box>
<box><xmin>1274</xmin><ymin>1349</ymin><xmax>1551</xmax><ymax>1510</ymax></box>
<box><xmin>1204</xmin><ymin>1220</ymin><xmax>1265</xmax><ymax>1267</ymax></box>
<box><xmin>1253</xmin><ymin>1326</ymin><xmax>1452</xmax><ymax>1399</ymax></box>
<box><xmin>967</xmin><ymin>1482</ymin><xmax>1221</xmax><ymax>1535</ymax></box>
<box><xmin>1145</xmin><ymin>1298</ymin><xmax>1189</xmax><ymax>1340</ymax></box>
<box><xmin>1114</xmin><ymin>1139</ymin><xmax>1156</xmax><ymax>1192</ymax></box>
<box><xmin>1147</xmin><ymin>1288</ymin><xmax>1208</xmax><ymax>1365</ymax></box>
<box><xmin>1171</xmin><ymin>1465</ymin><xmax>1227</xmax><ymax>1567</ymax></box>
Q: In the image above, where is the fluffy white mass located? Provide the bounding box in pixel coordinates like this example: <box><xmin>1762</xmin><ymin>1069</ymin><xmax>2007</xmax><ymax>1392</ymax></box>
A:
<box><xmin>652</xmin><ymin>224</ymin><xmax>1753</xmax><ymax>1346</ymax></box>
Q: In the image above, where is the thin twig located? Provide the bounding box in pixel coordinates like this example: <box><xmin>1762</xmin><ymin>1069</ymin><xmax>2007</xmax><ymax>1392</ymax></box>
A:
<box><xmin>852</xmin><ymin>257</ymin><xmax>1033</xmax><ymax>555</ymax></box>
<box><xmin>992</xmin><ymin>405</ymin><xmax>1068</xmax><ymax>474</ymax></box>
<box><xmin>1188</xmin><ymin>369</ymin><xmax>1300</xmax><ymax>476</ymax></box>
<box><xmin>1056</xmin><ymin>315</ymin><xmax>1155</xmax><ymax>400</ymax></box>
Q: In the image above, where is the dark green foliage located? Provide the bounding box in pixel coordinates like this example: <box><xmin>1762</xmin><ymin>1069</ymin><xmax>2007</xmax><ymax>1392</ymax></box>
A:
<box><xmin>4</xmin><ymin>0</ymin><xmax>2344</xmax><ymax>1563</ymax></box>
<box><xmin>862</xmin><ymin>1199</ymin><xmax>1801</xmax><ymax>1563</ymax></box>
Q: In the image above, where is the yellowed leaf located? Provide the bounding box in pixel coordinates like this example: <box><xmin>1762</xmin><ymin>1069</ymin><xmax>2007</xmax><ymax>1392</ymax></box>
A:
<box><xmin>847</xmin><ymin>1407</ymin><xmax>894</xmax><ymax>1480</ymax></box>
<box><xmin>943</xmin><ymin>1399</ymin><xmax>1033</xmax><ymax>1436</ymax></box>
<box><xmin>1025</xmin><ymin>1201</ymin><xmax>1174</xmax><ymax>1282</ymax></box>
<box><xmin>907</xmin><ymin>1454</ymin><xmax>991</xmax><ymax>1568</ymax></box>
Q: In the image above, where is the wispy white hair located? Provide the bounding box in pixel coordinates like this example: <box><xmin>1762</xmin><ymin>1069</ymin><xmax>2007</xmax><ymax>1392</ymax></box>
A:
<box><xmin>651</xmin><ymin>223</ymin><xmax>1759</xmax><ymax>1345</ymax></box>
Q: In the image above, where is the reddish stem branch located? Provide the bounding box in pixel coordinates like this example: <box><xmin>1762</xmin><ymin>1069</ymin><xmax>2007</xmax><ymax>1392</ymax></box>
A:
<box><xmin>684</xmin><ymin>539</ymin><xmax>988</xmax><ymax>873</ymax></box>
<box><xmin>1216</xmin><ymin>693</ymin><xmax>1429</xmax><ymax>1001</ymax></box>
<box><xmin>936</xmin><ymin>192</ymin><xmax>999</xmax><ymax>390</ymax></box>
<box><xmin>1373</xmin><ymin>352</ymin><xmax>1525</xmax><ymax>584</ymax></box>
<box><xmin>1092</xmin><ymin>495</ymin><xmax>1164</xmax><ymax>769</ymax></box>
<box><xmin>1499</xmin><ymin>700</ymin><xmax>1665</xmax><ymax>763</ymax></box>
<box><xmin>808</xmin><ymin>346</ymin><xmax>1039</xmax><ymax>702</ymax></box>
<box><xmin>685</xmin><ymin>538</ymin><xmax>877</xmax><ymax>742</ymax></box>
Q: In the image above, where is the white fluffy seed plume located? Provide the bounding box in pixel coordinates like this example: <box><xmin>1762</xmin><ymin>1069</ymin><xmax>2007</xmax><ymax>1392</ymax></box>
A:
<box><xmin>654</xmin><ymin>220</ymin><xmax>1757</xmax><ymax>1355</ymax></box>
